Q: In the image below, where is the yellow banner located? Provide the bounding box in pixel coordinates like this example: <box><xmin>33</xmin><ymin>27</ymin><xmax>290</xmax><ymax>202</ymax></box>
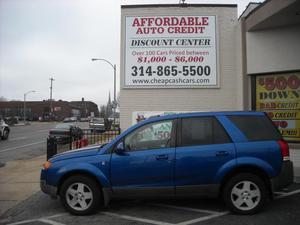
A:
<box><xmin>256</xmin><ymin>101</ymin><xmax>300</xmax><ymax>110</ymax></box>
<box><xmin>256</xmin><ymin>72</ymin><xmax>300</xmax><ymax>142</ymax></box>
<box><xmin>281</xmin><ymin>129</ymin><xmax>300</xmax><ymax>138</ymax></box>
<box><xmin>265</xmin><ymin>110</ymin><xmax>300</xmax><ymax>120</ymax></box>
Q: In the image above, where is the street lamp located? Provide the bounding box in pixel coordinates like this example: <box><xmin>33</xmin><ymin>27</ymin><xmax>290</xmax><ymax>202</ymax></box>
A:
<box><xmin>23</xmin><ymin>90</ymin><xmax>35</xmax><ymax>125</ymax></box>
<box><xmin>91</xmin><ymin>58</ymin><xmax>116</xmax><ymax>128</ymax></box>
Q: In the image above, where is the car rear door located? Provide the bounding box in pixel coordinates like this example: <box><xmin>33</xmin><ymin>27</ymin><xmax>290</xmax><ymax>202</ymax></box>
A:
<box><xmin>110</xmin><ymin>119</ymin><xmax>176</xmax><ymax>197</ymax></box>
<box><xmin>175</xmin><ymin>116</ymin><xmax>236</xmax><ymax>196</ymax></box>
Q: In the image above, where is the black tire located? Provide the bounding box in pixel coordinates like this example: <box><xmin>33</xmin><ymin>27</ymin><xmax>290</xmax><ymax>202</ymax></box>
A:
<box><xmin>223</xmin><ymin>173</ymin><xmax>267</xmax><ymax>215</ymax></box>
<box><xmin>59</xmin><ymin>175</ymin><xmax>102</xmax><ymax>215</ymax></box>
<box><xmin>1</xmin><ymin>128</ymin><xmax>9</xmax><ymax>140</ymax></box>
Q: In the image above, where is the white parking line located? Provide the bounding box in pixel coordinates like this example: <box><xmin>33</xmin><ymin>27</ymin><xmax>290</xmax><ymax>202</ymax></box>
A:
<box><xmin>6</xmin><ymin>188</ymin><xmax>300</xmax><ymax>225</ymax></box>
<box><xmin>7</xmin><ymin>218</ymin><xmax>38</xmax><ymax>225</ymax></box>
<box><xmin>150</xmin><ymin>203</ymin><xmax>229</xmax><ymax>224</ymax></box>
<box><xmin>6</xmin><ymin>213</ymin><xmax>67</xmax><ymax>225</ymax></box>
<box><xmin>0</xmin><ymin>141</ymin><xmax>45</xmax><ymax>153</ymax></box>
<box><xmin>177</xmin><ymin>211</ymin><xmax>229</xmax><ymax>225</ymax></box>
<box><xmin>150</xmin><ymin>203</ymin><xmax>226</xmax><ymax>215</ymax></box>
<box><xmin>275</xmin><ymin>189</ymin><xmax>300</xmax><ymax>199</ymax></box>
<box><xmin>102</xmin><ymin>211</ymin><xmax>174</xmax><ymax>225</ymax></box>
<box><xmin>38</xmin><ymin>218</ymin><xmax>66</xmax><ymax>225</ymax></box>
<box><xmin>46</xmin><ymin>213</ymin><xmax>68</xmax><ymax>219</ymax></box>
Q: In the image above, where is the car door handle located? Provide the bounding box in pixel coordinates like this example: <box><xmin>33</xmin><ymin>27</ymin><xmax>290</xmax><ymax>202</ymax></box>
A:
<box><xmin>216</xmin><ymin>151</ymin><xmax>229</xmax><ymax>157</ymax></box>
<box><xmin>156</xmin><ymin>154</ymin><xmax>168</xmax><ymax>160</ymax></box>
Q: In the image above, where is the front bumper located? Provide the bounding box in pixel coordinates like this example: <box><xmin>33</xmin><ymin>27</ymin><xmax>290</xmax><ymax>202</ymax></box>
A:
<box><xmin>40</xmin><ymin>180</ymin><xmax>57</xmax><ymax>198</ymax></box>
<box><xmin>271</xmin><ymin>160</ymin><xmax>294</xmax><ymax>191</ymax></box>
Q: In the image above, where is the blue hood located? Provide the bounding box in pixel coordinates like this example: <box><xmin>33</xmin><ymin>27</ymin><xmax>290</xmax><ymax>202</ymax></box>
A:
<box><xmin>50</xmin><ymin>146</ymin><xmax>101</xmax><ymax>162</ymax></box>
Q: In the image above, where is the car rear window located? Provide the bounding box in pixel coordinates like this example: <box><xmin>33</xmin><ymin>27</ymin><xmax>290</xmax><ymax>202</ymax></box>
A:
<box><xmin>228</xmin><ymin>115</ymin><xmax>282</xmax><ymax>141</ymax></box>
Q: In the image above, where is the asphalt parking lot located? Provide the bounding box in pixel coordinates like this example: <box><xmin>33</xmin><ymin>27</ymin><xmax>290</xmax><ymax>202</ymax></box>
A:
<box><xmin>1</xmin><ymin>183</ymin><xmax>300</xmax><ymax>225</ymax></box>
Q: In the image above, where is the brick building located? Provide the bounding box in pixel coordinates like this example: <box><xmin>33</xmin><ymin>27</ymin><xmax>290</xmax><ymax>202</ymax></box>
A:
<box><xmin>0</xmin><ymin>99</ymin><xmax>99</xmax><ymax>121</ymax></box>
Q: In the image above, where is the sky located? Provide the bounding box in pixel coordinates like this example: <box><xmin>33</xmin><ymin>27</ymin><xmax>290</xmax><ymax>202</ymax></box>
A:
<box><xmin>0</xmin><ymin>0</ymin><xmax>262</xmax><ymax>107</ymax></box>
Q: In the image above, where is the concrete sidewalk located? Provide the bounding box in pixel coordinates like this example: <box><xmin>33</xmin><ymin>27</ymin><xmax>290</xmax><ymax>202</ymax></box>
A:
<box><xmin>0</xmin><ymin>155</ymin><xmax>45</xmax><ymax>216</ymax></box>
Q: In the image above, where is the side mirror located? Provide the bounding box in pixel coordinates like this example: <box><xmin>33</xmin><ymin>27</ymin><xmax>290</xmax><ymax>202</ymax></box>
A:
<box><xmin>115</xmin><ymin>142</ymin><xmax>125</xmax><ymax>155</ymax></box>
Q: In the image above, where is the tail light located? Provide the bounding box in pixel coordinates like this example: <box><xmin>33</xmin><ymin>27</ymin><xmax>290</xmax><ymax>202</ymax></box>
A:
<box><xmin>278</xmin><ymin>139</ymin><xmax>290</xmax><ymax>161</ymax></box>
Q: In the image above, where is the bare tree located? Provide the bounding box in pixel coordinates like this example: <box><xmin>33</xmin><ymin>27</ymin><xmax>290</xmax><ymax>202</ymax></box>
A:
<box><xmin>99</xmin><ymin>105</ymin><xmax>106</xmax><ymax>118</ymax></box>
<box><xmin>116</xmin><ymin>92</ymin><xmax>120</xmax><ymax>107</ymax></box>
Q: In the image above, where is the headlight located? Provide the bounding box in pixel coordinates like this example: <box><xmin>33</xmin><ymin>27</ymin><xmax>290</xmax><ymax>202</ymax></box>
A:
<box><xmin>43</xmin><ymin>161</ymin><xmax>52</xmax><ymax>170</ymax></box>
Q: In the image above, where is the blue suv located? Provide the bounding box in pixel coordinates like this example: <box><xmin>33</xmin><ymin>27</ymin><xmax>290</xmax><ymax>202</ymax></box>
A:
<box><xmin>41</xmin><ymin>111</ymin><xmax>293</xmax><ymax>215</ymax></box>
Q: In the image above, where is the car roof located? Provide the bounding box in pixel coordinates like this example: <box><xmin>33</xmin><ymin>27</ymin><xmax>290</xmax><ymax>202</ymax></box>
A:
<box><xmin>135</xmin><ymin>111</ymin><xmax>265</xmax><ymax>125</ymax></box>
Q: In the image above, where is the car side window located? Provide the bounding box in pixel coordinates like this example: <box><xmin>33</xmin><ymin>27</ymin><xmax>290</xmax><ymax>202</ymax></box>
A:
<box><xmin>124</xmin><ymin>120</ymin><xmax>173</xmax><ymax>151</ymax></box>
<box><xmin>181</xmin><ymin>117</ymin><xmax>231</xmax><ymax>147</ymax></box>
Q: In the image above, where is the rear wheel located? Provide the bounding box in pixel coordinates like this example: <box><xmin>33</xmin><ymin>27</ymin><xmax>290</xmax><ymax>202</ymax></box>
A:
<box><xmin>223</xmin><ymin>173</ymin><xmax>267</xmax><ymax>214</ymax></box>
<box><xmin>59</xmin><ymin>175</ymin><xmax>102</xmax><ymax>215</ymax></box>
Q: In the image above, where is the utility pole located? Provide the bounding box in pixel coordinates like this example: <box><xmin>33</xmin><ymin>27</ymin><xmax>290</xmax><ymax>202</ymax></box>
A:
<box><xmin>50</xmin><ymin>77</ymin><xmax>54</xmax><ymax>117</ymax></box>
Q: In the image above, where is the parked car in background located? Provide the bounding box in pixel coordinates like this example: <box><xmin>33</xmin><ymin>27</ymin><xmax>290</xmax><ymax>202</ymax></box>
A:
<box><xmin>41</xmin><ymin>111</ymin><xmax>293</xmax><ymax>215</ymax></box>
<box><xmin>49</xmin><ymin>123</ymin><xmax>83</xmax><ymax>144</ymax></box>
<box><xmin>80</xmin><ymin>118</ymin><xmax>89</xmax><ymax>122</ymax></box>
<box><xmin>63</xmin><ymin>117</ymin><xmax>72</xmax><ymax>123</ymax></box>
<box><xmin>0</xmin><ymin>118</ymin><xmax>10</xmax><ymax>140</ymax></box>
<box><xmin>4</xmin><ymin>116</ymin><xmax>19</xmax><ymax>125</ymax></box>
<box><xmin>63</xmin><ymin>117</ymin><xmax>77</xmax><ymax>123</ymax></box>
<box><xmin>89</xmin><ymin>117</ymin><xmax>105</xmax><ymax>132</ymax></box>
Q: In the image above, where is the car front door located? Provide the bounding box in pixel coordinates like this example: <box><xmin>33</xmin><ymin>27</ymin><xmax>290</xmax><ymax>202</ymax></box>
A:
<box><xmin>110</xmin><ymin>119</ymin><xmax>176</xmax><ymax>197</ymax></box>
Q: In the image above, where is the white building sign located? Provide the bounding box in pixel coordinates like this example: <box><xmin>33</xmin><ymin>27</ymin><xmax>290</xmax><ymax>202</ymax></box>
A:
<box><xmin>124</xmin><ymin>15</ymin><xmax>218</xmax><ymax>88</ymax></box>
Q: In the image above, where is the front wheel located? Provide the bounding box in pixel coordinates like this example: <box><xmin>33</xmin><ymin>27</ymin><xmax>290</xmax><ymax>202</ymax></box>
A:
<box><xmin>59</xmin><ymin>175</ymin><xmax>102</xmax><ymax>215</ymax></box>
<box><xmin>223</xmin><ymin>173</ymin><xmax>267</xmax><ymax>215</ymax></box>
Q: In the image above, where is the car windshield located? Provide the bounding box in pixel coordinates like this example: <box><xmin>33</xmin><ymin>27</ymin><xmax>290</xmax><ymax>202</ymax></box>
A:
<box><xmin>91</xmin><ymin>118</ymin><xmax>104</xmax><ymax>123</ymax></box>
<box><xmin>55</xmin><ymin>124</ymin><xmax>73</xmax><ymax>129</ymax></box>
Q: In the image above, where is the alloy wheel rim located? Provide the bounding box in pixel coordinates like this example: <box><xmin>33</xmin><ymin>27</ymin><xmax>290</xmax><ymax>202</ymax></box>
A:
<box><xmin>231</xmin><ymin>180</ymin><xmax>261</xmax><ymax>211</ymax></box>
<box><xmin>66</xmin><ymin>182</ymin><xmax>93</xmax><ymax>211</ymax></box>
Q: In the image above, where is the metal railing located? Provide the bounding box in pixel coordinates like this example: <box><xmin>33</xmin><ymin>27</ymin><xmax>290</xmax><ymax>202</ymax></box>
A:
<box><xmin>47</xmin><ymin>128</ymin><xmax>121</xmax><ymax>160</ymax></box>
